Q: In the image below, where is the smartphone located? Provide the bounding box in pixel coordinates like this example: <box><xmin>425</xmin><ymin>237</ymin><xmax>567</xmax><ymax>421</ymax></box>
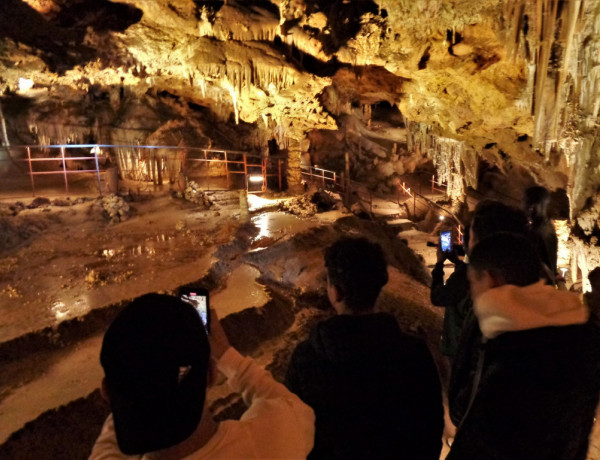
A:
<box><xmin>179</xmin><ymin>287</ymin><xmax>210</xmax><ymax>332</ymax></box>
<box><xmin>440</xmin><ymin>230</ymin><xmax>452</xmax><ymax>253</ymax></box>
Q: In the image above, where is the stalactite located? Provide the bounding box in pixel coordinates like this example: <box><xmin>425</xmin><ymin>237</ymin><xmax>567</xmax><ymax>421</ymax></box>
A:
<box><xmin>223</xmin><ymin>79</ymin><xmax>239</xmax><ymax>125</ymax></box>
<box><xmin>504</xmin><ymin>0</ymin><xmax>585</xmax><ymax>157</ymax></box>
<box><xmin>406</xmin><ymin>120</ymin><xmax>475</xmax><ymax>200</ymax></box>
<box><xmin>199</xmin><ymin>78</ymin><xmax>207</xmax><ymax>98</ymax></box>
<box><xmin>32</xmin><ymin>122</ymin><xmax>95</xmax><ymax>146</ymax></box>
<box><xmin>429</xmin><ymin>137</ymin><xmax>465</xmax><ymax>199</ymax></box>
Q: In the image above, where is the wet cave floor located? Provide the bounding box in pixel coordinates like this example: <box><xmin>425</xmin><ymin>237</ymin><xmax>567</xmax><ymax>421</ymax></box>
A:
<box><xmin>0</xmin><ymin>190</ymin><xmax>599</xmax><ymax>459</ymax></box>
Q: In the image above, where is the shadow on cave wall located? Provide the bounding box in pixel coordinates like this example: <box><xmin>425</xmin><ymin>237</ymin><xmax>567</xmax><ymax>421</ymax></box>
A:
<box><xmin>291</xmin><ymin>0</ymin><xmax>380</xmax><ymax>54</ymax></box>
<box><xmin>0</xmin><ymin>0</ymin><xmax>143</xmax><ymax>73</ymax></box>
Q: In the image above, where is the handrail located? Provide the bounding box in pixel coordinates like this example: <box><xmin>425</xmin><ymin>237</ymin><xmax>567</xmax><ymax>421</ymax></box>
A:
<box><xmin>12</xmin><ymin>144</ymin><xmax>255</xmax><ymax>157</ymax></box>
<box><xmin>301</xmin><ymin>165</ymin><xmax>463</xmax><ymax>227</ymax></box>
<box><xmin>4</xmin><ymin>144</ymin><xmax>287</xmax><ymax>197</ymax></box>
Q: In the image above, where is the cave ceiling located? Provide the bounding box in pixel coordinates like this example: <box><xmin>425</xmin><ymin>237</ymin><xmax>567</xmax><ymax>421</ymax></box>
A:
<box><xmin>1</xmin><ymin>0</ymin><xmax>600</xmax><ymax>214</ymax></box>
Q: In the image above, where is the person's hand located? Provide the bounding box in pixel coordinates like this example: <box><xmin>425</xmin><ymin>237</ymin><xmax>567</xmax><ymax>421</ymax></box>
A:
<box><xmin>447</xmin><ymin>247</ymin><xmax>460</xmax><ymax>265</ymax></box>
<box><xmin>436</xmin><ymin>245</ymin><xmax>447</xmax><ymax>264</ymax></box>
<box><xmin>208</xmin><ymin>308</ymin><xmax>231</xmax><ymax>361</ymax></box>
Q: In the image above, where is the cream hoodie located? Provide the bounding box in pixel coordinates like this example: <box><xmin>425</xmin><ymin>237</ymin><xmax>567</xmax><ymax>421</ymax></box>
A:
<box><xmin>89</xmin><ymin>348</ymin><xmax>315</xmax><ymax>459</ymax></box>
<box><xmin>474</xmin><ymin>280</ymin><xmax>589</xmax><ymax>340</ymax></box>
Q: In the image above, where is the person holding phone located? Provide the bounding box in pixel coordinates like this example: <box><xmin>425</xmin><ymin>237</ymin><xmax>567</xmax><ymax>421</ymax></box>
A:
<box><xmin>430</xmin><ymin>226</ymin><xmax>471</xmax><ymax>361</ymax></box>
<box><xmin>90</xmin><ymin>293</ymin><xmax>315</xmax><ymax>459</ymax></box>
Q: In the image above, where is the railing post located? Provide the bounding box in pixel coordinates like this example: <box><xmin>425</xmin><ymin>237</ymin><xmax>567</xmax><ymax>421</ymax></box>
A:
<box><xmin>432</xmin><ymin>175</ymin><xmax>434</xmax><ymax>194</ymax></box>
<box><xmin>262</xmin><ymin>158</ymin><xmax>267</xmax><ymax>192</ymax></box>
<box><xmin>321</xmin><ymin>169</ymin><xmax>325</xmax><ymax>189</ymax></box>
<box><xmin>27</xmin><ymin>147</ymin><xmax>36</xmax><ymax>196</ymax></box>
<box><xmin>94</xmin><ymin>147</ymin><xmax>102</xmax><ymax>196</ymax></box>
<box><xmin>243</xmin><ymin>154</ymin><xmax>248</xmax><ymax>191</ymax></box>
<box><xmin>61</xmin><ymin>146</ymin><xmax>69</xmax><ymax>194</ymax></box>
<box><xmin>225</xmin><ymin>151</ymin><xmax>230</xmax><ymax>189</ymax></box>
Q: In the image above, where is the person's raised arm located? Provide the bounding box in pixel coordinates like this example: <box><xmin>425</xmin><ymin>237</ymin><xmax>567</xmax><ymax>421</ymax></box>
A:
<box><xmin>209</xmin><ymin>309</ymin><xmax>313</xmax><ymax>409</ymax></box>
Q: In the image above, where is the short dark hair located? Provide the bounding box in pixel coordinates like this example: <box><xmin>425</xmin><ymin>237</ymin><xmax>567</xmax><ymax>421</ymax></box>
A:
<box><xmin>324</xmin><ymin>236</ymin><xmax>388</xmax><ymax>312</ymax></box>
<box><xmin>469</xmin><ymin>232</ymin><xmax>541</xmax><ymax>287</ymax></box>
<box><xmin>101</xmin><ymin>294</ymin><xmax>210</xmax><ymax>454</ymax></box>
<box><xmin>471</xmin><ymin>200</ymin><xmax>528</xmax><ymax>243</ymax></box>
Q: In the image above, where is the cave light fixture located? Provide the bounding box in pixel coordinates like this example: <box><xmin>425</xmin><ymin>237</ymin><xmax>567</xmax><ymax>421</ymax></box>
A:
<box><xmin>248</xmin><ymin>175</ymin><xmax>264</xmax><ymax>183</ymax></box>
<box><xmin>439</xmin><ymin>215</ymin><xmax>445</xmax><ymax>221</ymax></box>
<box><xmin>18</xmin><ymin>78</ymin><xmax>34</xmax><ymax>93</ymax></box>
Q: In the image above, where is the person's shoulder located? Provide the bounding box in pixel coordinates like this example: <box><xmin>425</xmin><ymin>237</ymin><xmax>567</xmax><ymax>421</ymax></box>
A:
<box><xmin>288</xmin><ymin>333</ymin><xmax>321</xmax><ymax>372</ymax></box>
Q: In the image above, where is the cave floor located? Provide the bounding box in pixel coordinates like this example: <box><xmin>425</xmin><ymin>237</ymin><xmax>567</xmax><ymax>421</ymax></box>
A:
<box><xmin>0</xmin><ymin>189</ymin><xmax>598</xmax><ymax>459</ymax></box>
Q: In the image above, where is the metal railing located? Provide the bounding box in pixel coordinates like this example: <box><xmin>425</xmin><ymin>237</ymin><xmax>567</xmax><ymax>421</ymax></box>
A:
<box><xmin>301</xmin><ymin>165</ymin><xmax>463</xmax><ymax>227</ymax></box>
<box><xmin>2</xmin><ymin>144</ymin><xmax>286</xmax><ymax>196</ymax></box>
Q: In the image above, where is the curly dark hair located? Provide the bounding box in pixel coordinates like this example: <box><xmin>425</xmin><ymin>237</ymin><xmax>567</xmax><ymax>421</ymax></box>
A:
<box><xmin>324</xmin><ymin>236</ymin><xmax>389</xmax><ymax>312</ymax></box>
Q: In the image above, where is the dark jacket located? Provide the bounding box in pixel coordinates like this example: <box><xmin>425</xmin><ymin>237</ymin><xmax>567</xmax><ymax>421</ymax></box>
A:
<box><xmin>448</xmin><ymin>283</ymin><xmax>600</xmax><ymax>460</ymax></box>
<box><xmin>285</xmin><ymin>313</ymin><xmax>443</xmax><ymax>460</ymax></box>
<box><xmin>431</xmin><ymin>261</ymin><xmax>471</xmax><ymax>356</ymax></box>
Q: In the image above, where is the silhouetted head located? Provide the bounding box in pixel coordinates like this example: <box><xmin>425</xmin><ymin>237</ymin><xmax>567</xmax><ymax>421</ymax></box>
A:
<box><xmin>100</xmin><ymin>294</ymin><xmax>210</xmax><ymax>455</ymax></box>
<box><xmin>589</xmin><ymin>267</ymin><xmax>600</xmax><ymax>294</ymax></box>
<box><xmin>524</xmin><ymin>186</ymin><xmax>551</xmax><ymax>221</ymax></box>
<box><xmin>468</xmin><ymin>232</ymin><xmax>541</xmax><ymax>299</ymax></box>
<box><xmin>469</xmin><ymin>200</ymin><xmax>529</xmax><ymax>252</ymax></box>
<box><xmin>324</xmin><ymin>236</ymin><xmax>389</xmax><ymax>313</ymax></box>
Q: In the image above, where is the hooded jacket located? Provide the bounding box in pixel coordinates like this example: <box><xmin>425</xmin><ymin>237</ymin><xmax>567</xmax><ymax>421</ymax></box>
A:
<box><xmin>448</xmin><ymin>282</ymin><xmax>600</xmax><ymax>460</ymax></box>
<box><xmin>285</xmin><ymin>313</ymin><xmax>443</xmax><ymax>460</ymax></box>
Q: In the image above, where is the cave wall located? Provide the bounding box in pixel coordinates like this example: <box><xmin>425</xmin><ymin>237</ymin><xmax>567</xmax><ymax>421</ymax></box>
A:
<box><xmin>0</xmin><ymin>0</ymin><xmax>599</xmax><ymax>218</ymax></box>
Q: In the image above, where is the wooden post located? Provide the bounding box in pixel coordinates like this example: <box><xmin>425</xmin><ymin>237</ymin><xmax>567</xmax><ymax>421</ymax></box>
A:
<box><xmin>432</xmin><ymin>175</ymin><xmax>435</xmax><ymax>194</ymax></box>
<box><xmin>61</xmin><ymin>146</ymin><xmax>69</xmax><ymax>194</ymax></box>
<box><xmin>321</xmin><ymin>169</ymin><xmax>325</xmax><ymax>189</ymax></box>
<box><xmin>27</xmin><ymin>147</ymin><xmax>35</xmax><ymax>196</ymax></box>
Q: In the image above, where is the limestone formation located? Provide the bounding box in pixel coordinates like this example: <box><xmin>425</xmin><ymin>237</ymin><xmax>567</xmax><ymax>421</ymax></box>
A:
<box><xmin>181</xmin><ymin>181</ymin><xmax>213</xmax><ymax>208</ymax></box>
<box><xmin>0</xmin><ymin>0</ymin><xmax>598</xmax><ymax>220</ymax></box>
<box><xmin>280</xmin><ymin>194</ymin><xmax>317</xmax><ymax>217</ymax></box>
<box><xmin>100</xmin><ymin>194</ymin><xmax>130</xmax><ymax>223</ymax></box>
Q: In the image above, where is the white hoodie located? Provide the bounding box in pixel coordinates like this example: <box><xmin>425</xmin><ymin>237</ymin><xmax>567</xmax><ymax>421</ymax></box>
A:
<box><xmin>474</xmin><ymin>280</ymin><xmax>589</xmax><ymax>340</ymax></box>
